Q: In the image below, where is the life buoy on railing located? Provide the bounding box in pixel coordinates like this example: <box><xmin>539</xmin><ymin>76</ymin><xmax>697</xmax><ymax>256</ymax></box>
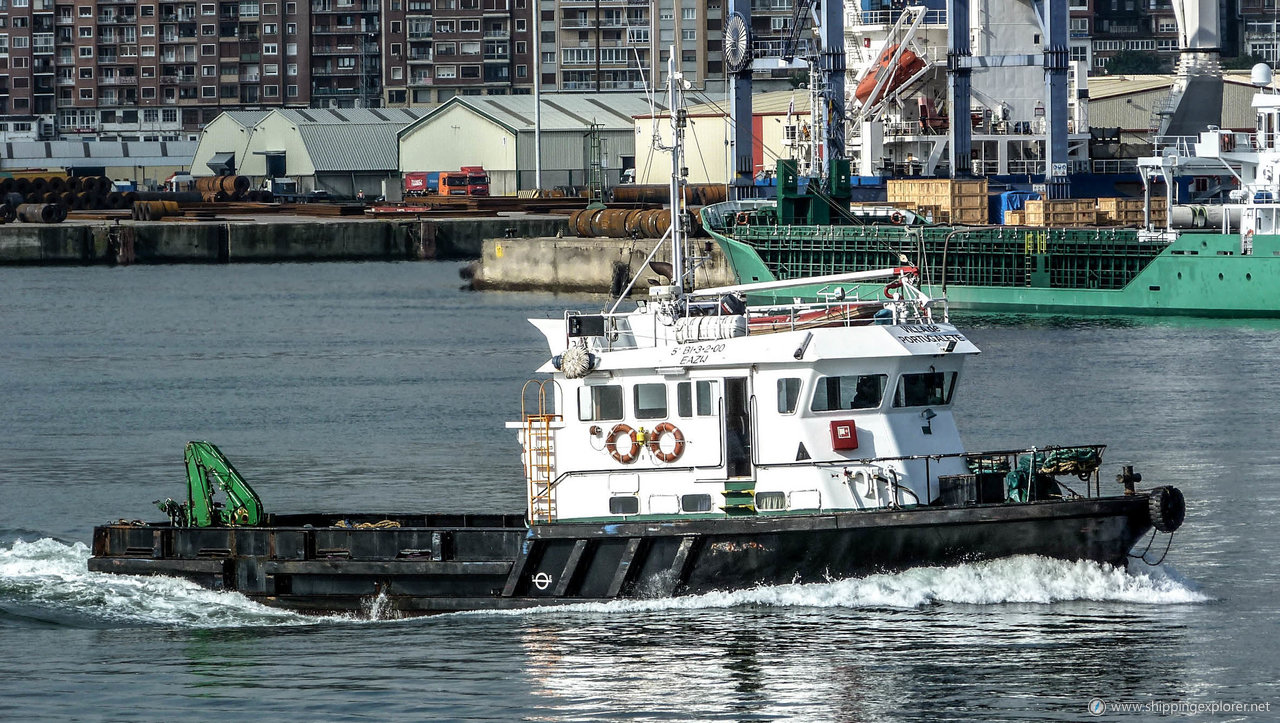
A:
<box><xmin>883</xmin><ymin>278</ymin><xmax>904</xmax><ymax>299</ymax></box>
<box><xmin>647</xmin><ymin>422</ymin><xmax>686</xmax><ymax>463</ymax></box>
<box><xmin>735</xmin><ymin>211</ymin><xmax>751</xmax><ymax>226</ymax></box>
<box><xmin>890</xmin><ymin>211</ymin><xmax>905</xmax><ymax>225</ymax></box>
<box><xmin>605</xmin><ymin>424</ymin><xmax>641</xmax><ymax>463</ymax></box>
<box><xmin>1221</xmin><ymin>133</ymin><xmax>1236</xmax><ymax>152</ymax></box>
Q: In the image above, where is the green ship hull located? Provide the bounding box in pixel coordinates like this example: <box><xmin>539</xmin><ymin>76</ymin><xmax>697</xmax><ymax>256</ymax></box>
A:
<box><xmin>707</xmin><ymin>219</ymin><xmax>1280</xmax><ymax>318</ymax></box>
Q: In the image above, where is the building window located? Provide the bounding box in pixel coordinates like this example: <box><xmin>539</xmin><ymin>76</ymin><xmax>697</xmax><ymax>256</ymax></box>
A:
<box><xmin>202</xmin><ymin>24</ymin><xmax>215</xmax><ymax>35</ymax></box>
<box><xmin>142</xmin><ymin>45</ymin><xmax>156</xmax><ymax>56</ymax></box>
<box><xmin>264</xmin><ymin>63</ymin><xmax>278</xmax><ymax>74</ymax></box>
<box><xmin>142</xmin><ymin>25</ymin><xmax>155</xmax><ymax>37</ymax></box>
<box><xmin>263</xmin><ymin>2</ymin><xmax>277</xmax><ymax>13</ymax></box>
<box><xmin>264</xmin><ymin>84</ymin><xmax>278</xmax><ymax>96</ymax></box>
<box><xmin>202</xmin><ymin>4</ymin><xmax>215</xmax><ymax>14</ymax></box>
<box><xmin>460</xmin><ymin>19</ymin><xmax>479</xmax><ymax>32</ymax></box>
<box><xmin>287</xmin><ymin>84</ymin><xmax>298</xmax><ymax>96</ymax></box>
<box><xmin>78</xmin><ymin>4</ymin><xmax>93</xmax><ymax>16</ymax></box>
<box><xmin>142</xmin><ymin>87</ymin><xmax>157</xmax><ymax>98</ymax></box>
<box><xmin>202</xmin><ymin>85</ymin><xmax>216</xmax><ymax>97</ymax></box>
<box><xmin>263</xmin><ymin>43</ymin><xmax>278</xmax><ymax>54</ymax></box>
<box><xmin>163</xmin><ymin>109</ymin><xmax>177</xmax><ymax>123</ymax></box>
<box><xmin>287</xmin><ymin>63</ymin><xmax>297</xmax><ymax>75</ymax></box>
<box><xmin>436</xmin><ymin>20</ymin><xmax>454</xmax><ymax>33</ymax></box>
<box><xmin>391</xmin><ymin>66</ymin><xmax>403</xmax><ymax>79</ymax></box>
<box><xmin>78</xmin><ymin>45</ymin><xmax>93</xmax><ymax>57</ymax></box>
<box><xmin>78</xmin><ymin>26</ymin><xmax>93</xmax><ymax>38</ymax></box>
<box><xmin>286</xmin><ymin>22</ymin><xmax>296</xmax><ymax>34</ymax></box>
<box><xmin>202</xmin><ymin>43</ymin><xmax>215</xmax><ymax>55</ymax></box>
<box><xmin>286</xmin><ymin>42</ymin><xmax>297</xmax><ymax>55</ymax></box>
<box><xmin>682</xmin><ymin>7</ymin><xmax>696</xmax><ymax>19</ymax></box>
<box><xmin>262</xmin><ymin>22</ymin><xmax>277</xmax><ymax>34</ymax></box>
<box><xmin>516</xmin><ymin>64</ymin><xmax>526</xmax><ymax>78</ymax></box>
<box><xmin>285</xmin><ymin>1</ymin><xmax>296</xmax><ymax>13</ymax></box>
<box><xmin>79</xmin><ymin>88</ymin><xmax>94</xmax><ymax>99</ymax></box>
<box><xmin>144</xmin><ymin>109</ymin><xmax>159</xmax><ymax>122</ymax></box>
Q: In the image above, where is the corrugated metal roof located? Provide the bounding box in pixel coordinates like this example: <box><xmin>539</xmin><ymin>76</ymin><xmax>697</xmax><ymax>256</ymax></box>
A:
<box><xmin>401</xmin><ymin>94</ymin><xmax>663</xmax><ymax>137</ymax></box>
<box><xmin>296</xmin><ymin>124</ymin><xmax>400</xmax><ymax>171</ymax></box>
<box><xmin>222</xmin><ymin>110</ymin><xmax>272</xmax><ymax>128</ymax></box>
<box><xmin>277</xmin><ymin>108</ymin><xmax>428</xmax><ymax>126</ymax></box>
<box><xmin>1</xmin><ymin>140</ymin><xmax>197</xmax><ymax>169</ymax></box>
<box><xmin>681</xmin><ymin>89</ymin><xmax>812</xmax><ymax>117</ymax></box>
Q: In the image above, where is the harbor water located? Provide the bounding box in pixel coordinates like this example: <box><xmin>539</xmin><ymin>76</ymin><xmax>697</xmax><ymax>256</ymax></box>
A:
<box><xmin>1</xmin><ymin>262</ymin><xmax>1277</xmax><ymax>721</ymax></box>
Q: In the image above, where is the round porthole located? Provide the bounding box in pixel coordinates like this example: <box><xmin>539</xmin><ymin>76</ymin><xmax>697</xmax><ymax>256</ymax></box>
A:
<box><xmin>1177</xmin><ymin>272</ymin><xmax>1183</xmax><ymax>280</ymax></box>
<box><xmin>1218</xmin><ymin>273</ymin><xmax>1225</xmax><ymax>280</ymax></box>
<box><xmin>1247</xmin><ymin>273</ymin><xmax>1253</xmax><ymax>281</ymax></box>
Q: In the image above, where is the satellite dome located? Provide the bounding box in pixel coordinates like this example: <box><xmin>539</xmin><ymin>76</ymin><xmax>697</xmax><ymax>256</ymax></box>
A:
<box><xmin>1252</xmin><ymin>62</ymin><xmax>1273</xmax><ymax>87</ymax></box>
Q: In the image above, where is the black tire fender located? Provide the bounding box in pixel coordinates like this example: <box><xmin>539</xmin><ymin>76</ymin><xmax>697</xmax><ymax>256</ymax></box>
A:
<box><xmin>1148</xmin><ymin>486</ymin><xmax>1185</xmax><ymax>533</ymax></box>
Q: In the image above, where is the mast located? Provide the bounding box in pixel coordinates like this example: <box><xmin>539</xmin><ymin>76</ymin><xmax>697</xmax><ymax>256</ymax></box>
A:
<box><xmin>667</xmin><ymin>46</ymin><xmax>686</xmax><ymax>294</ymax></box>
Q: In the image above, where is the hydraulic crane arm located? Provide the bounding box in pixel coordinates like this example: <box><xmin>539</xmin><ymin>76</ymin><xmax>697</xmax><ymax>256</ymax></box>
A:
<box><xmin>157</xmin><ymin>441</ymin><xmax>265</xmax><ymax>527</ymax></box>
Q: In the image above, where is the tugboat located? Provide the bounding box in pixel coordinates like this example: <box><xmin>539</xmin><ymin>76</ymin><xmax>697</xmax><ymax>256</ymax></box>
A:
<box><xmin>88</xmin><ymin>57</ymin><xmax>1186</xmax><ymax>616</ymax></box>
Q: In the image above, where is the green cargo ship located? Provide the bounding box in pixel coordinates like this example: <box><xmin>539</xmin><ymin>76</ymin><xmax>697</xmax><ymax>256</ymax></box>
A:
<box><xmin>700</xmin><ymin>163</ymin><xmax>1280</xmax><ymax>318</ymax></box>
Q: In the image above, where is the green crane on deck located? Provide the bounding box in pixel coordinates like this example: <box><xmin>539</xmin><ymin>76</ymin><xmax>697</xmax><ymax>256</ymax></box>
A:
<box><xmin>156</xmin><ymin>441</ymin><xmax>265</xmax><ymax>527</ymax></box>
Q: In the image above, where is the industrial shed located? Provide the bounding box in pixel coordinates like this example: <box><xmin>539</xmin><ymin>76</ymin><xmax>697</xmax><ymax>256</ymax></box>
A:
<box><xmin>190</xmin><ymin>111</ymin><xmax>271</xmax><ymax>178</ymax></box>
<box><xmin>193</xmin><ymin>108</ymin><xmax>427</xmax><ymax>199</ymax></box>
<box><xmin>632</xmin><ymin>90</ymin><xmax>811</xmax><ymax>185</ymax></box>
<box><xmin>1</xmin><ymin>140</ymin><xmax>197</xmax><ymax>189</ymax></box>
<box><xmin>398</xmin><ymin>94</ymin><xmax>661</xmax><ymax>195</ymax></box>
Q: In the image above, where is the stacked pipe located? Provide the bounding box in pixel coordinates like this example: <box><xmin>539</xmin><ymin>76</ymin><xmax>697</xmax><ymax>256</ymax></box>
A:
<box><xmin>0</xmin><ymin>203</ymin><xmax>17</xmax><ymax>224</ymax></box>
<box><xmin>566</xmin><ymin>207</ymin><xmax>705</xmax><ymax>239</ymax></box>
<box><xmin>131</xmin><ymin>200</ymin><xmax>182</xmax><ymax>221</ymax></box>
<box><xmin>195</xmin><ymin>175</ymin><xmax>252</xmax><ymax>202</ymax></box>
<box><xmin>16</xmin><ymin>203</ymin><xmax>67</xmax><ymax>223</ymax></box>
<box><xmin>0</xmin><ymin>175</ymin><xmax>122</xmax><ymax>210</ymax></box>
<box><xmin>610</xmin><ymin>184</ymin><xmax>728</xmax><ymax>205</ymax></box>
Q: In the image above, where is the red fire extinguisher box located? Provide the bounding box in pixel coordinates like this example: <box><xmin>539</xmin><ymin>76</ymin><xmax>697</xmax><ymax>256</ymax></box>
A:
<box><xmin>830</xmin><ymin>420</ymin><xmax>859</xmax><ymax>450</ymax></box>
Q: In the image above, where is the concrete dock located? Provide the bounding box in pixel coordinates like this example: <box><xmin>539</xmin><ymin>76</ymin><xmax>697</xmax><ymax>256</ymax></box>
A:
<box><xmin>0</xmin><ymin>214</ymin><xmax>567</xmax><ymax>265</ymax></box>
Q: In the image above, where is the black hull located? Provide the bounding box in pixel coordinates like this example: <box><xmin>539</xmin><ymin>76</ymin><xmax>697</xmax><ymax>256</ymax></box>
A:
<box><xmin>89</xmin><ymin>495</ymin><xmax>1162</xmax><ymax>615</ymax></box>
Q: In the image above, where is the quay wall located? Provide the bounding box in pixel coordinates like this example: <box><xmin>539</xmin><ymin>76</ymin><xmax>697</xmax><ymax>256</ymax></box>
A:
<box><xmin>468</xmin><ymin>236</ymin><xmax>738</xmax><ymax>295</ymax></box>
<box><xmin>0</xmin><ymin>216</ymin><xmax>568</xmax><ymax>265</ymax></box>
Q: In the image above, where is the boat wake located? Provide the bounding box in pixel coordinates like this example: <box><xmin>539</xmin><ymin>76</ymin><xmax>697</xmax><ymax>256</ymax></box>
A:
<box><xmin>0</xmin><ymin>537</ymin><xmax>321</xmax><ymax>629</ymax></box>
<box><xmin>477</xmin><ymin>555</ymin><xmax>1209</xmax><ymax>617</ymax></box>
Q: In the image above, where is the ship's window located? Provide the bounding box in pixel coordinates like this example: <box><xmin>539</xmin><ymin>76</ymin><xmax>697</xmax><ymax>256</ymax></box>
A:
<box><xmin>681</xmin><ymin>494</ymin><xmax>712</xmax><ymax>512</ymax></box>
<box><xmin>810</xmin><ymin>374</ymin><xmax>888</xmax><ymax>411</ymax></box>
<box><xmin>893</xmin><ymin>371</ymin><xmax>957</xmax><ymax>408</ymax></box>
<box><xmin>676</xmin><ymin>380</ymin><xmax>716</xmax><ymax>417</ymax></box>
<box><xmin>777</xmin><ymin>377</ymin><xmax>801</xmax><ymax>414</ymax></box>
<box><xmin>578</xmin><ymin>384</ymin><xmax>623</xmax><ymax>421</ymax></box>
<box><xmin>634</xmin><ymin>383</ymin><xmax>668</xmax><ymax>419</ymax></box>
<box><xmin>755</xmin><ymin>491</ymin><xmax>786</xmax><ymax>511</ymax></box>
<box><xmin>608</xmin><ymin>495</ymin><xmax>639</xmax><ymax>515</ymax></box>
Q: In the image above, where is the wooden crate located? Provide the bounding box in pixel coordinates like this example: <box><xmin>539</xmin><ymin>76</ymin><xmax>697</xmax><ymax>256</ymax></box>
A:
<box><xmin>1024</xmin><ymin>199</ymin><xmax>1095</xmax><ymax>227</ymax></box>
<box><xmin>1095</xmin><ymin>197</ymin><xmax>1149</xmax><ymax>226</ymax></box>
<box><xmin>1004</xmin><ymin>209</ymin><xmax>1024</xmax><ymax>226</ymax></box>
<box><xmin>887</xmin><ymin>178</ymin><xmax>989</xmax><ymax>224</ymax></box>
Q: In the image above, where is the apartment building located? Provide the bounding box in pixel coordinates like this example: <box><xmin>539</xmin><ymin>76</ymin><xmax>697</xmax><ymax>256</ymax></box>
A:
<box><xmin>1088</xmin><ymin>0</ymin><xmax>1180</xmax><ymax>73</ymax></box>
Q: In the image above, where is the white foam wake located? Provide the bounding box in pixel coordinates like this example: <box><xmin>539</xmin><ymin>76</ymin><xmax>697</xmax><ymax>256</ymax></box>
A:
<box><xmin>473</xmin><ymin>555</ymin><xmax>1209</xmax><ymax>617</ymax></box>
<box><xmin>0</xmin><ymin>537</ymin><xmax>321</xmax><ymax>628</ymax></box>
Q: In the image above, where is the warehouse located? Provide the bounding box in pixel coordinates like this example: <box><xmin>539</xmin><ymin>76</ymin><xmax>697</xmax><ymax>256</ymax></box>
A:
<box><xmin>0</xmin><ymin>140</ymin><xmax>197</xmax><ymax>189</ymax></box>
<box><xmin>398</xmin><ymin>94</ymin><xmax>661</xmax><ymax>195</ymax></box>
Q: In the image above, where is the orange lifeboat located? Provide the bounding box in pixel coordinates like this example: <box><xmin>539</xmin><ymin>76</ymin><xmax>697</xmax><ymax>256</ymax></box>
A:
<box><xmin>855</xmin><ymin>44</ymin><xmax>926</xmax><ymax>106</ymax></box>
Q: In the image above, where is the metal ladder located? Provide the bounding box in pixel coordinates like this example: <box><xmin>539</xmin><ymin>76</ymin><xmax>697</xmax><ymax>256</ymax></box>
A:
<box><xmin>521</xmin><ymin>380</ymin><xmax>560</xmax><ymax>524</ymax></box>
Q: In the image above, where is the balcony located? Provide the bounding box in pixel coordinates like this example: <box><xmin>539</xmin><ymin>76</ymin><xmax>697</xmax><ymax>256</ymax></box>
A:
<box><xmin>57</xmin><ymin>16</ymin><xmax>75</xmax><ymax>25</ymax></box>
<box><xmin>483</xmin><ymin>29</ymin><xmax>509</xmax><ymax>38</ymax></box>
<box><xmin>100</xmin><ymin>76</ymin><xmax>139</xmax><ymax>84</ymax></box>
<box><xmin>57</xmin><ymin>78</ymin><xmax>76</xmax><ymax>86</ymax></box>
<box><xmin>407</xmin><ymin>50</ymin><xmax>434</xmax><ymax>62</ymax></box>
<box><xmin>240</xmin><ymin>74</ymin><xmax>261</xmax><ymax>81</ymax></box>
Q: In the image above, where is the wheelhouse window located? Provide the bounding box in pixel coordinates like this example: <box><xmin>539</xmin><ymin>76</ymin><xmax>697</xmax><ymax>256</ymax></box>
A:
<box><xmin>578</xmin><ymin>384</ymin><xmax>623</xmax><ymax>421</ymax></box>
<box><xmin>777</xmin><ymin>378</ymin><xmax>801</xmax><ymax>414</ymax></box>
<box><xmin>677</xmin><ymin>380</ymin><xmax>716</xmax><ymax>417</ymax></box>
<box><xmin>810</xmin><ymin>374</ymin><xmax>888</xmax><ymax>411</ymax></box>
<box><xmin>633</xmin><ymin>383</ymin><xmax>667</xmax><ymax>419</ymax></box>
<box><xmin>893</xmin><ymin>371</ymin><xmax>957</xmax><ymax>407</ymax></box>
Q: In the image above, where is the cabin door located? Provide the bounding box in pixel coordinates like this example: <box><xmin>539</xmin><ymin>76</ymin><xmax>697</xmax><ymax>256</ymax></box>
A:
<box><xmin>724</xmin><ymin>377</ymin><xmax>753</xmax><ymax>478</ymax></box>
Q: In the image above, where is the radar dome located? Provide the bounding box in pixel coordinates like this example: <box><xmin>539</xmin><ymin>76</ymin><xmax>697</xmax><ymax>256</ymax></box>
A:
<box><xmin>1252</xmin><ymin>62</ymin><xmax>1273</xmax><ymax>87</ymax></box>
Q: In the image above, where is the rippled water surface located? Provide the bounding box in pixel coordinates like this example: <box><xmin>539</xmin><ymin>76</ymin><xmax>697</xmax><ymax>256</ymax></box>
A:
<box><xmin>2</xmin><ymin>263</ymin><xmax>1277</xmax><ymax>721</ymax></box>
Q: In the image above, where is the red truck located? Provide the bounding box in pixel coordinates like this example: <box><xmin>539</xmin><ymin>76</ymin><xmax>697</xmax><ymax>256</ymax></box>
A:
<box><xmin>403</xmin><ymin>166</ymin><xmax>490</xmax><ymax>197</ymax></box>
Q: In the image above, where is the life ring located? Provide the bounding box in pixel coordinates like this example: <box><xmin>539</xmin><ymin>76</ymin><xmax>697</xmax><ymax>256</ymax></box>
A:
<box><xmin>883</xmin><ymin>278</ymin><xmax>904</xmax><ymax>299</ymax></box>
<box><xmin>605</xmin><ymin>424</ymin><xmax>641</xmax><ymax>463</ymax></box>
<box><xmin>647</xmin><ymin>422</ymin><xmax>685</xmax><ymax>463</ymax></box>
<box><xmin>735</xmin><ymin>211</ymin><xmax>751</xmax><ymax>226</ymax></box>
<box><xmin>890</xmin><ymin>211</ymin><xmax>905</xmax><ymax>225</ymax></box>
<box><xmin>1221</xmin><ymin>134</ymin><xmax>1236</xmax><ymax>152</ymax></box>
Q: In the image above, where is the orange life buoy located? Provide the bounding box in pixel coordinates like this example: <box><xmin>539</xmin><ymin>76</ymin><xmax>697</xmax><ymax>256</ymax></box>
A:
<box><xmin>1222</xmin><ymin>134</ymin><xmax>1236</xmax><ymax>152</ymax></box>
<box><xmin>605</xmin><ymin>424</ymin><xmax>641</xmax><ymax>463</ymax></box>
<box><xmin>890</xmin><ymin>211</ymin><xmax>905</xmax><ymax>225</ymax></box>
<box><xmin>647</xmin><ymin>422</ymin><xmax>685</xmax><ymax>463</ymax></box>
<box><xmin>735</xmin><ymin>211</ymin><xmax>751</xmax><ymax>226</ymax></box>
<box><xmin>883</xmin><ymin>278</ymin><xmax>904</xmax><ymax>299</ymax></box>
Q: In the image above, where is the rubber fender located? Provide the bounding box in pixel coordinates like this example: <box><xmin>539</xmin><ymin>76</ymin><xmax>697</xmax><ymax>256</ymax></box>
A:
<box><xmin>1148</xmin><ymin>485</ymin><xmax>1185</xmax><ymax>533</ymax></box>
